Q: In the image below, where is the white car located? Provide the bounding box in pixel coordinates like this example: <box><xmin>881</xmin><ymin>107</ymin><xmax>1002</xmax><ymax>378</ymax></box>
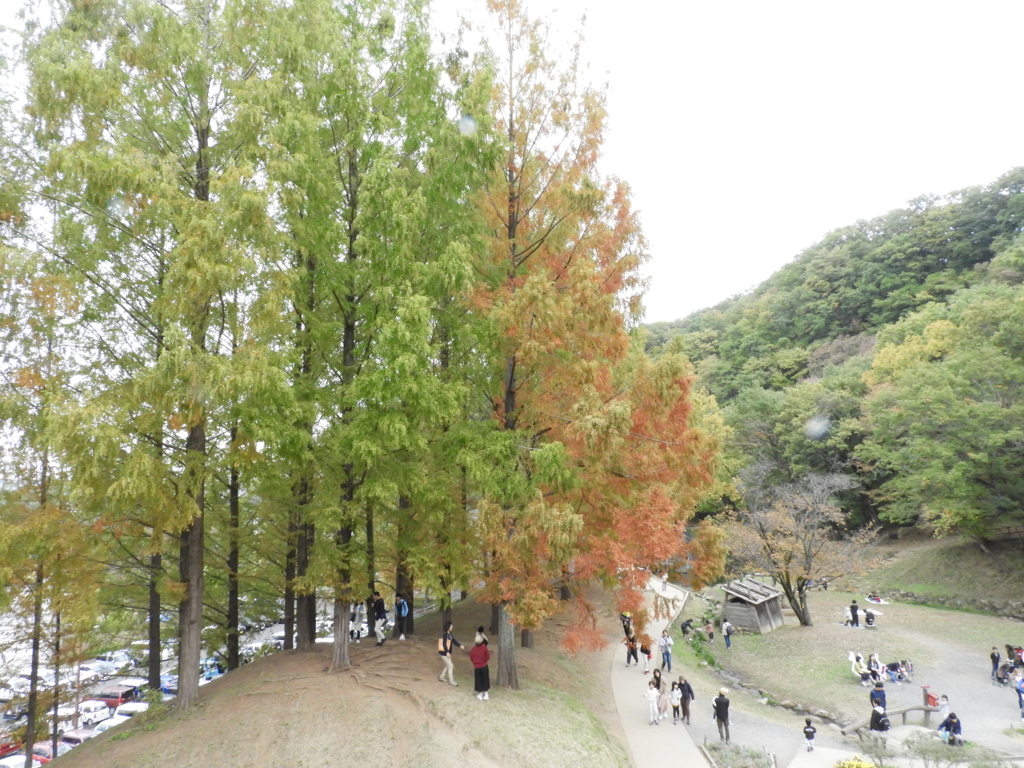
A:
<box><xmin>94</xmin><ymin>714</ymin><xmax>130</xmax><ymax>733</ymax></box>
<box><xmin>114</xmin><ymin>701</ymin><xmax>148</xmax><ymax>717</ymax></box>
<box><xmin>0</xmin><ymin>756</ymin><xmax>43</xmax><ymax>767</ymax></box>
<box><xmin>78</xmin><ymin>699</ymin><xmax>111</xmax><ymax>727</ymax></box>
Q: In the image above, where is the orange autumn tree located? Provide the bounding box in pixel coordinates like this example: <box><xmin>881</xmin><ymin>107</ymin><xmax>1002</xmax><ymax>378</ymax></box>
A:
<box><xmin>470</xmin><ymin>0</ymin><xmax>725</xmax><ymax>688</ymax></box>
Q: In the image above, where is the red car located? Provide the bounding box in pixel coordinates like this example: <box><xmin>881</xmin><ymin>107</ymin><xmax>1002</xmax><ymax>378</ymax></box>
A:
<box><xmin>31</xmin><ymin>741</ymin><xmax>73</xmax><ymax>763</ymax></box>
<box><xmin>94</xmin><ymin>685</ymin><xmax>140</xmax><ymax>709</ymax></box>
<box><xmin>0</xmin><ymin>738</ymin><xmax>19</xmax><ymax>758</ymax></box>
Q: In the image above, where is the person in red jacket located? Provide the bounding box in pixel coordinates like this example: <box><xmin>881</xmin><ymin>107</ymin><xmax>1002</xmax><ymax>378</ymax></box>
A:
<box><xmin>470</xmin><ymin>626</ymin><xmax>491</xmax><ymax>701</ymax></box>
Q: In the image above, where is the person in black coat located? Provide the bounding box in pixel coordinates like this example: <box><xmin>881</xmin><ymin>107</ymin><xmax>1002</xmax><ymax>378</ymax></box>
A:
<box><xmin>713</xmin><ymin>688</ymin><xmax>730</xmax><ymax>743</ymax></box>
<box><xmin>677</xmin><ymin>676</ymin><xmax>695</xmax><ymax>724</ymax></box>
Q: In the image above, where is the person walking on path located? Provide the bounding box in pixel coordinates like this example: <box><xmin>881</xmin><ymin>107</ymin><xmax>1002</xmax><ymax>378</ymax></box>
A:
<box><xmin>624</xmin><ymin>633</ymin><xmax>639</xmax><ymax>667</ymax></box>
<box><xmin>644</xmin><ymin>680</ymin><xmax>660</xmax><ymax>725</ymax></box>
<box><xmin>372</xmin><ymin>591</ymin><xmax>388</xmax><ymax>646</ymax></box>
<box><xmin>652</xmin><ymin>668</ymin><xmax>663</xmax><ymax>692</ymax></box>
<box><xmin>470</xmin><ymin>627</ymin><xmax>491</xmax><ymax>700</ymax></box>
<box><xmin>670</xmin><ymin>682</ymin><xmax>682</xmax><ymax>724</ymax></box>
<box><xmin>713</xmin><ymin>688</ymin><xmax>730</xmax><ymax>743</ymax></box>
<box><xmin>704</xmin><ymin>619</ymin><xmax>715</xmax><ymax>644</ymax></box>
<box><xmin>992</xmin><ymin>647</ymin><xmax>1002</xmax><ymax>680</ymax></box>
<box><xmin>655</xmin><ymin>684</ymin><xmax>671</xmax><ymax>720</ymax></box>
<box><xmin>850</xmin><ymin>600</ymin><xmax>860</xmax><ymax>627</ymax></box>
<box><xmin>723</xmin><ymin>619</ymin><xmax>734</xmax><ymax>649</ymax></box>
<box><xmin>659</xmin><ymin>630</ymin><xmax>674</xmax><ymax>672</ymax></box>
<box><xmin>393</xmin><ymin>594</ymin><xmax>409</xmax><ymax>640</ymax></box>
<box><xmin>640</xmin><ymin>640</ymin><xmax>652</xmax><ymax>674</ymax></box>
<box><xmin>438</xmin><ymin>621</ymin><xmax>463</xmax><ymax>686</ymax></box>
<box><xmin>803</xmin><ymin>718</ymin><xmax>816</xmax><ymax>752</ymax></box>
<box><xmin>678</xmin><ymin>676</ymin><xmax>695</xmax><ymax>724</ymax></box>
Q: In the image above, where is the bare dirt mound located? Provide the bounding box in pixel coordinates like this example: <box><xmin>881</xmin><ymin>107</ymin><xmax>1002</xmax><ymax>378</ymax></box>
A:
<box><xmin>58</xmin><ymin>599</ymin><xmax>630</xmax><ymax>768</ymax></box>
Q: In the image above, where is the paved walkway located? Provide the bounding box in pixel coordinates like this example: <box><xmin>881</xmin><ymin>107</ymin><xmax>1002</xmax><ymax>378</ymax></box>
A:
<box><xmin>610</xmin><ymin>579</ymin><xmax>708</xmax><ymax>768</ymax></box>
<box><xmin>611</xmin><ymin>580</ymin><xmax>864</xmax><ymax>768</ymax></box>
<box><xmin>611</xmin><ymin>583</ymin><xmax>1024</xmax><ymax>768</ymax></box>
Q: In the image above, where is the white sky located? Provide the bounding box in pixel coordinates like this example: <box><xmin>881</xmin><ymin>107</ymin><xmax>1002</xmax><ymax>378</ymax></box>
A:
<box><xmin>435</xmin><ymin>0</ymin><xmax>1024</xmax><ymax>322</ymax></box>
<box><xmin>4</xmin><ymin>1</ymin><xmax>1024</xmax><ymax>323</ymax></box>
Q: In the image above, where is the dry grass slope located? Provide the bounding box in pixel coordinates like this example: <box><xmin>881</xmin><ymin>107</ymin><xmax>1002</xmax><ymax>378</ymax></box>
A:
<box><xmin>56</xmin><ymin>597</ymin><xmax>630</xmax><ymax>768</ymax></box>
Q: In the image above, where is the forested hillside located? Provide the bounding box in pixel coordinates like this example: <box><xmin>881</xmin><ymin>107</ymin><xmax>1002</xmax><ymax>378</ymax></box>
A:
<box><xmin>648</xmin><ymin>168</ymin><xmax>1024</xmax><ymax>540</ymax></box>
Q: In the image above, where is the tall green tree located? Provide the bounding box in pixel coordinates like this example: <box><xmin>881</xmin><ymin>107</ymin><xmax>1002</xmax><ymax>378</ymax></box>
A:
<box><xmin>22</xmin><ymin>0</ymin><xmax>285</xmax><ymax>709</ymax></box>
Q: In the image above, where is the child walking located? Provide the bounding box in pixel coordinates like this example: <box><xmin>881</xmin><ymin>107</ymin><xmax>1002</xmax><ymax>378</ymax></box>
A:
<box><xmin>644</xmin><ymin>680</ymin><xmax>660</xmax><ymax>725</ymax></box>
<box><xmin>803</xmin><ymin>718</ymin><xmax>817</xmax><ymax>752</ymax></box>
<box><xmin>670</xmin><ymin>681</ymin><xmax>682</xmax><ymax>724</ymax></box>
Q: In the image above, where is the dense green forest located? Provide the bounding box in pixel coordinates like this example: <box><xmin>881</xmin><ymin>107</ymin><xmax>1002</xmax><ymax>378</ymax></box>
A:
<box><xmin>647</xmin><ymin>167</ymin><xmax>1024</xmax><ymax>540</ymax></box>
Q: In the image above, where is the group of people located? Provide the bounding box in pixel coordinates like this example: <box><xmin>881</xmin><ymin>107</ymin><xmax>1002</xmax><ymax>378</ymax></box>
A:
<box><xmin>864</xmin><ymin>676</ymin><xmax>963</xmax><ymax>746</ymax></box>
<box><xmin>640</xmin><ymin>667</ymin><xmax>698</xmax><ymax>727</ymax></box>
<box><xmin>850</xmin><ymin>652</ymin><xmax>911</xmax><ymax>686</ymax></box>
<box><xmin>347</xmin><ymin>591</ymin><xmax>411</xmax><ymax>646</ymax></box>
<box><xmin>843</xmin><ymin>600</ymin><xmax>877</xmax><ymax>628</ymax></box>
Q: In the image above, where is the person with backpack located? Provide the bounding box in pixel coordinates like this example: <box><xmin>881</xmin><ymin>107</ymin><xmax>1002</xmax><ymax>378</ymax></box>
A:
<box><xmin>394</xmin><ymin>594</ymin><xmax>410</xmax><ymax>640</ymax></box>
<box><xmin>869</xmin><ymin>705</ymin><xmax>890</xmax><ymax>737</ymax></box>
<box><xmin>722</xmin><ymin>619</ymin><xmax>734</xmax><ymax>649</ymax></box>
<box><xmin>372</xmin><ymin>591</ymin><xmax>388</xmax><ymax>646</ymax></box>
<box><xmin>438</xmin><ymin>621</ymin><xmax>464</xmax><ymax>686</ymax></box>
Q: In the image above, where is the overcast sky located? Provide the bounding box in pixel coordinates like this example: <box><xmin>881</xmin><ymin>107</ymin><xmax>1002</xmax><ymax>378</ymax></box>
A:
<box><xmin>434</xmin><ymin>0</ymin><xmax>1024</xmax><ymax>322</ymax></box>
<box><xmin>4</xmin><ymin>1</ymin><xmax>1024</xmax><ymax>323</ymax></box>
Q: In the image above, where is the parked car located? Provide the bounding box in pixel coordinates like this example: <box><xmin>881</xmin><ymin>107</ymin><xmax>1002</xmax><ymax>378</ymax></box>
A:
<box><xmin>2</xmin><ymin>700</ymin><xmax>26</xmax><ymax>722</ymax></box>
<box><xmin>78</xmin><ymin>700</ymin><xmax>110</xmax><ymax>728</ymax></box>
<box><xmin>93</xmin><ymin>650</ymin><xmax>134</xmax><ymax>671</ymax></box>
<box><xmin>93</xmin><ymin>714</ymin><xmax>130</xmax><ymax>733</ymax></box>
<box><xmin>113</xmin><ymin>701</ymin><xmax>148</xmax><ymax>718</ymax></box>
<box><xmin>58</xmin><ymin>728</ymin><xmax>97</xmax><ymax>748</ymax></box>
<box><xmin>0</xmin><ymin>737</ymin><xmax>19</xmax><ymax>758</ymax></box>
<box><xmin>31</xmin><ymin>741</ymin><xmax>73</xmax><ymax>762</ymax></box>
<box><xmin>94</xmin><ymin>685</ymin><xmax>140</xmax><ymax>709</ymax></box>
<box><xmin>0</xmin><ymin>755</ymin><xmax>43</xmax><ymax>767</ymax></box>
<box><xmin>159</xmin><ymin>675</ymin><xmax>177</xmax><ymax>695</ymax></box>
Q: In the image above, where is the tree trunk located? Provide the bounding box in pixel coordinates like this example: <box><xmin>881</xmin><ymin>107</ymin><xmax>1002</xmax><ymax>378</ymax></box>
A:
<box><xmin>520</xmin><ymin>628</ymin><xmax>534</xmax><ymax>648</ymax></box>
<box><xmin>496</xmin><ymin>602</ymin><xmax>519</xmax><ymax>689</ymax></box>
<box><xmin>296</xmin><ymin>518</ymin><xmax>314</xmax><ymax>651</ymax></box>
<box><xmin>395</xmin><ymin>509</ymin><xmax>413</xmax><ymax>637</ymax></box>
<box><xmin>147</xmin><ymin>553</ymin><xmax>163</xmax><ymax>689</ymax></box>
<box><xmin>780</xmin><ymin>579</ymin><xmax>812</xmax><ymax>626</ymax></box>
<box><xmin>177</xmin><ymin>503</ymin><xmax>205</xmax><ymax>709</ymax></box>
<box><xmin>51</xmin><ymin>611</ymin><xmax>60</xmax><ymax>757</ymax></box>
<box><xmin>24</xmin><ymin>560</ymin><xmax>44</xmax><ymax>762</ymax></box>
<box><xmin>227</xmin><ymin>443</ymin><xmax>240</xmax><ymax>670</ymax></box>
<box><xmin>177</xmin><ymin>421</ymin><xmax>206</xmax><ymax>710</ymax></box>
<box><xmin>330</xmin><ymin>524</ymin><xmax>354</xmax><ymax>672</ymax></box>
<box><xmin>490</xmin><ymin>604</ymin><xmax>499</xmax><ymax>635</ymax></box>
<box><xmin>283</xmin><ymin>514</ymin><xmax>296</xmax><ymax>650</ymax></box>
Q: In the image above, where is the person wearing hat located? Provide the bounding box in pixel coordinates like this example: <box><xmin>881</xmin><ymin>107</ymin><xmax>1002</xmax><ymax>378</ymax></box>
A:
<box><xmin>470</xmin><ymin>626</ymin><xmax>491</xmax><ymax>701</ymax></box>
<box><xmin>713</xmin><ymin>688</ymin><xmax>730</xmax><ymax>742</ymax></box>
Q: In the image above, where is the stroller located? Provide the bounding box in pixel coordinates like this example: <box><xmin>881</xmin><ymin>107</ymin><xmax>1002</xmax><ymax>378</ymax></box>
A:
<box><xmin>995</xmin><ymin>661</ymin><xmax>1013</xmax><ymax>686</ymax></box>
<box><xmin>1006</xmin><ymin>644</ymin><xmax>1024</xmax><ymax>669</ymax></box>
<box><xmin>885</xmin><ymin>659</ymin><xmax>913</xmax><ymax>684</ymax></box>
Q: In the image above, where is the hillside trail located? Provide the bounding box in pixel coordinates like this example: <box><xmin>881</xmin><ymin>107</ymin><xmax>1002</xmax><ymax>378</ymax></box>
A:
<box><xmin>612</xmin><ymin>582</ymin><xmax>1024</xmax><ymax>768</ymax></box>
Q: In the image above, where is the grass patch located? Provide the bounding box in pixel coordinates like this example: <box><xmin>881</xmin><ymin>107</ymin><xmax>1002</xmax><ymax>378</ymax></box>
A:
<box><xmin>866</xmin><ymin>537</ymin><xmax>1024</xmax><ymax>604</ymax></box>
<box><xmin>704</xmin><ymin>740</ymin><xmax>774</xmax><ymax>768</ymax></box>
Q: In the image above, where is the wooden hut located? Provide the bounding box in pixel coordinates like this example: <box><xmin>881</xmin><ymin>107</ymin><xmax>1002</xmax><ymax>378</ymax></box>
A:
<box><xmin>721</xmin><ymin>578</ymin><xmax>784</xmax><ymax>634</ymax></box>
